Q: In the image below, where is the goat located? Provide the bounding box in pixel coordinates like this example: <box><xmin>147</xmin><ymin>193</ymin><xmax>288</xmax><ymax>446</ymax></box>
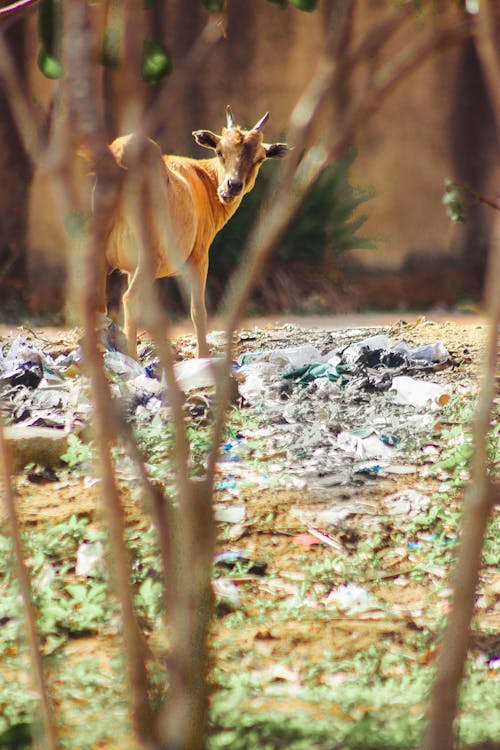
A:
<box><xmin>97</xmin><ymin>106</ymin><xmax>290</xmax><ymax>359</ymax></box>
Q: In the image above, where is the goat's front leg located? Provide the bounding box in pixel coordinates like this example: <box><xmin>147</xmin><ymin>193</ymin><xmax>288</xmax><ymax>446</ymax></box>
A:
<box><xmin>187</xmin><ymin>255</ymin><xmax>209</xmax><ymax>358</ymax></box>
<box><xmin>122</xmin><ymin>269</ymin><xmax>140</xmax><ymax>359</ymax></box>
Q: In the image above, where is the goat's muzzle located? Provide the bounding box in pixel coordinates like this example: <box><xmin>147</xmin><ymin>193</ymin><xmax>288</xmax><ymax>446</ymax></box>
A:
<box><xmin>218</xmin><ymin>177</ymin><xmax>244</xmax><ymax>203</ymax></box>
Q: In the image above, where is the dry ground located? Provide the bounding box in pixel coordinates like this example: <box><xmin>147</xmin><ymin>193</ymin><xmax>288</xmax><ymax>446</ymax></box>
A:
<box><xmin>1</xmin><ymin>314</ymin><xmax>498</xmax><ymax>749</ymax></box>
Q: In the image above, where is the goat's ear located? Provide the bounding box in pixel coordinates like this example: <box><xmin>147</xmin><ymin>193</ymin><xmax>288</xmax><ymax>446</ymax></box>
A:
<box><xmin>264</xmin><ymin>142</ymin><xmax>290</xmax><ymax>159</ymax></box>
<box><xmin>192</xmin><ymin>130</ymin><xmax>220</xmax><ymax>150</ymax></box>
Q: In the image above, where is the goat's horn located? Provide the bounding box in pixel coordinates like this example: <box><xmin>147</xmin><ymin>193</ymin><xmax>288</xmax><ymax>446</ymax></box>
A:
<box><xmin>226</xmin><ymin>105</ymin><xmax>235</xmax><ymax>128</ymax></box>
<box><xmin>253</xmin><ymin>112</ymin><xmax>270</xmax><ymax>131</ymax></box>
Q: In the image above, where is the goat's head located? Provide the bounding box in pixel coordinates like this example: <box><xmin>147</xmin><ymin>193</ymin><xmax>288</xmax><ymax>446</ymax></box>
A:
<box><xmin>193</xmin><ymin>106</ymin><xmax>290</xmax><ymax>204</ymax></box>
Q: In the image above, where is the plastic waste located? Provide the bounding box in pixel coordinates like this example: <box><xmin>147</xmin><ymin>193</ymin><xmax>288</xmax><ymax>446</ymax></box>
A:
<box><xmin>325</xmin><ymin>583</ymin><xmax>373</xmax><ymax>614</ymax></box>
<box><xmin>390</xmin><ymin>376</ymin><xmax>450</xmax><ymax>408</ymax></box>
<box><xmin>334</xmin><ymin>334</ymin><xmax>394</xmax><ymax>365</ymax></box>
<box><xmin>237</xmin><ymin>362</ymin><xmax>277</xmax><ymax>403</ymax></box>
<box><xmin>173</xmin><ymin>357</ymin><xmax>222</xmax><ymax>392</ymax></box>
<box><xmin>393</xmin><ymin>341</ymin><xmax>449</xmax><ymax>363</ymax></box>
<box><xmin>104</xmin><ymin>351</ymin><xmax>145</xmax><ymax>381</ymax></box>
<box><xmin>268</xmin><ymin>344</ymin><xmax>323</xmax><ymax>370</ymax></box>
<box><xmin>337</xmin><ymin>429</ymin><xmax>396</xmax><ymax>459</ymax></box>
<box><xmin>213</xmin><ymin>578</ymin><xmax>241</xmax><ymax>613</ymax></box>
<box><xmin>75</xmin><ymin>540</ymin><xmax>105</xmax><ymax>578</ymax></box>
<box><xmin>385</xmin><ymin>488</ymin><xmax>431</xmax><ymax>517</ymax></box>
<box><xmin>0</xmin><ymin>337</ymin><xmax>44</xmax><ymax>390</ymax></box>
<box><xmin>214</xmin><ymin>505</ymin><xmax>247</xmax><ymax>524</ymax></box>
<box><xmin>283</xmin><ymin>362</ymin><xmax>348</xmax><ymax>384</ymax></box>
<box><xmin>118</xmin><ymin>373</ymin><xmax>163</xmax><ymax>411</ymax></box>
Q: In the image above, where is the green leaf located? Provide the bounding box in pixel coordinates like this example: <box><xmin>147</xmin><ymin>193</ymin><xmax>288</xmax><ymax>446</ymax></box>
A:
<box><xmin>0</xmin><ymin>722</ymin><xmax>33</xmax><ymax>749</ymax></box>
<box><xmin>442</xmin><ymin>178</ymin><xmax>466</xmax><ymax>224</ymax></box>
<box><xmin>37</xmin><ymin>47</ymin><xmax>64</xmax><ymax>80</ymax></box>
<box><xmin>290</xmin><ymin>0</ymin><xmax>319</xmax><ymax>10</ymax></box>
<box><xmin>141</xmin><ymin>40</ymin><xmax>172</xmax><ymax>84</ymax></box>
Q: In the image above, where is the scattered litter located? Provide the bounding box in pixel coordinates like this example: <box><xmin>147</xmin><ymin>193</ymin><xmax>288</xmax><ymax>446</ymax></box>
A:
<box><xmin>337</xmin><ymin>429</ymin><xmax>396</xmax><ymax>459</ymax></box>
<box><xmin>384</xmin><ymin>488</ymin><xmax>431</xmax><ymax>518</ymax></box>
<box><xmin>0</xmin><ymin>326</ymin><xmax>456</xmax><ymax>514</ymax></box>
<box><xmin>390</xmin><ymin>376</ymin><xmax>450</xmax><ymax>409</ymax></box>
<box><xmin>173</xmin><ymin>357</ymin><xmax>222</xmax><ymax>392</ymax></box>
<box><xmin>75</xmin><ymin>540</ymin><xmax>106</xmax><ymax>578</ymax></box>
<box><xmin>214</xmin><ymin>505</ymin><xmax>247</xmax><ymax>525</ymax></box>
<box><xmin>385</xmin><ymin>464</ymin><xmax>418</xmax><ymax>475</ymax></box>
<box><xmin>213</xmin><ymin>578</ymin><xmax>241</xmax><ymax>613</ymax></box>
<box><xmin>293</xmin><ymin>533</ymin><xmax>323</xmax><ymax>546</ymax></box>
<box><xmin>293</xmin><ymin>528</ymin><xmax>343</xmax><ymax>550</ymax></box>
<box><xmin>104</xmin><ymin>351</ymin><xmax>145</xmax><ymax>382</ymax></box>
<box><xmin>324</xmin><ymin>583</ymin><xmax>375</xmax><ymax>614</ymax></box>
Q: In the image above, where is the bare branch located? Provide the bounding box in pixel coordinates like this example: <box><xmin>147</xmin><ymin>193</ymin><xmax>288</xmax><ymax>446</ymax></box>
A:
<box><xmin>63</xmin><ymin>3</ymin><xmax>155</xmax><ymax>745</ymax></box>
<box><xmin>422</xmin><ymin>3</ymin><xmax>500</xmax><ymax>747</ymax></box>
<box><xmin>0</xmin><ymin>421</ymin><xmax>58</xmax><ymax>750</ymax></box>
<box><xmin>422</xmin><ymin>223</ymin><xmax>500</xmax><ymax>750</ymax></box>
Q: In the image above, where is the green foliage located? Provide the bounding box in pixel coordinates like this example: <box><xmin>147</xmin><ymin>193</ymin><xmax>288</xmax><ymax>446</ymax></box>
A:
<box><xmin>0</xmin><ymin>722</ymin><xmax>33</xmax><ymax>750</ymax></box>
<box><xmin>37</xmin><ymin>0</ymin><xmax>64</xmax><ymax>79</ymax></box>
<box><xmin>209</xmin><ymin>152</ymin><xmax>373</xmax><ymax>294</ymax></box>
<box><xmin>277</xmin><ymin>151</ymin><xmax>374</xmax><ymax>263</ymax></box>
<box><xmin>265</xmin><ymin>0</ymin><xmax>319</xmax><ymax>9</ymax></box>
<box><xmin>141</xmin><ymin>40</ymin><xmax>172</xmax><ymax>84</ymax></box>
<box><xmin>135</xmin><ymin>577</ymin><xmax>164</xmax><ymax>623</ymax></box>
<box><xmin>442</xmin><ymin>178</ymin><xmax>466</xmax><ymax>224</ymax></box>
<box><xmin>60</xmin><ymin>434</ymin><xmax>94</xmax><ymax>471</ymax></box>
<box><xmin>290</xmin><ymin>0</ymin><xmax>319</xmax><ymax>10</ymax></box>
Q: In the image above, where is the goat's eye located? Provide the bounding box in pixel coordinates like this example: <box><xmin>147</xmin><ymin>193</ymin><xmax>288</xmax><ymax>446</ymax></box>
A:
<box><xmin>216</xmin><ymin>150</ymin><xmax>224</xmax><ymax>161</ymax></box>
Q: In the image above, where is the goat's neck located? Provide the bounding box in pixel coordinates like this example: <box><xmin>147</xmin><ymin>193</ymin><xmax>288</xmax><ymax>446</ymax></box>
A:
<box><xmin>200</xmin><ymin>158</ymin><xmax>245</xmax><ymax>230</ymax></box>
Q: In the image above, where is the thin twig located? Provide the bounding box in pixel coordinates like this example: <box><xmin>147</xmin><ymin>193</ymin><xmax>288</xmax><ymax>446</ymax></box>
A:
<box><xmin>455</xmin><ymin>181</ymin><xmax>500</xmax><ymax>211</ymax></box>
<box><xmin>0</xmin><ymin>422</ymin><xmax>58</xmax><ymax>750</ymax></box>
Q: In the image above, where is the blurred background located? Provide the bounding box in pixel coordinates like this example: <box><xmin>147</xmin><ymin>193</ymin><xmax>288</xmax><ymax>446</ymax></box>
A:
<box><xmin>0</xmin><ymin>0</ymin><xmax>498</xmax><ymax>322</ymax></box>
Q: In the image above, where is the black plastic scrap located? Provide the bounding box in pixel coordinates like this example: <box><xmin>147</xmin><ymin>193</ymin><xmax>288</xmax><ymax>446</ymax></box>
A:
<box><xmin>283</xmin><ymin>340</ymin><xmax>447</xmax><ymax>392</ymax></box>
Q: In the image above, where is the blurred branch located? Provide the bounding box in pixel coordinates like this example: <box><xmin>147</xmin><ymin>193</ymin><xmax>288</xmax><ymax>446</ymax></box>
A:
<box><xmin>128</xmin><ymin>158</ymin><xmax>215</xmax><ymax>750</ymax></box>
<box><xmin>0</xmin><ymin>32</ymin><xmax>42</xmax><ymax>159</ymax></box>
<box><xmin>422</xmin><ymin>217</ymin><xmax>500</xmax><ymax>750</ymax></box>
<box><xmin>0</xmin><ymin>422</ymin><xmax>58</xmax><ymax>750</ymax></box>
<box><xmin>63</xmin><ymin>4</ymin><xmax>155</xmax><ymax>746</ymax></box>
<box><xmin>422</xmin><ymin>3</ymin><xmax>500</xmax><ymax>748</ymax></box>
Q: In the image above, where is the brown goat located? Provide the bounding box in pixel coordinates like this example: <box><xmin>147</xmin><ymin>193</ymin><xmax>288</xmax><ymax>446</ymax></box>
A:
<box><xmin>98</xmin><ymin>106</ymin><xmax>289</xmax><ymax>358</ymax></box>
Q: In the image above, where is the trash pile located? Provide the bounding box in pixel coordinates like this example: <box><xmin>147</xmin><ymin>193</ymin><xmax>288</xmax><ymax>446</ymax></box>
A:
<box><xmin>220</xmin><ymin>331</ymin><xmax>452</xmax><ymax>491</ymax></box>
<box><xmin>0</xmin><ymin>325</ymin><xmax>454</xmax><ymax>484</ymax></box>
